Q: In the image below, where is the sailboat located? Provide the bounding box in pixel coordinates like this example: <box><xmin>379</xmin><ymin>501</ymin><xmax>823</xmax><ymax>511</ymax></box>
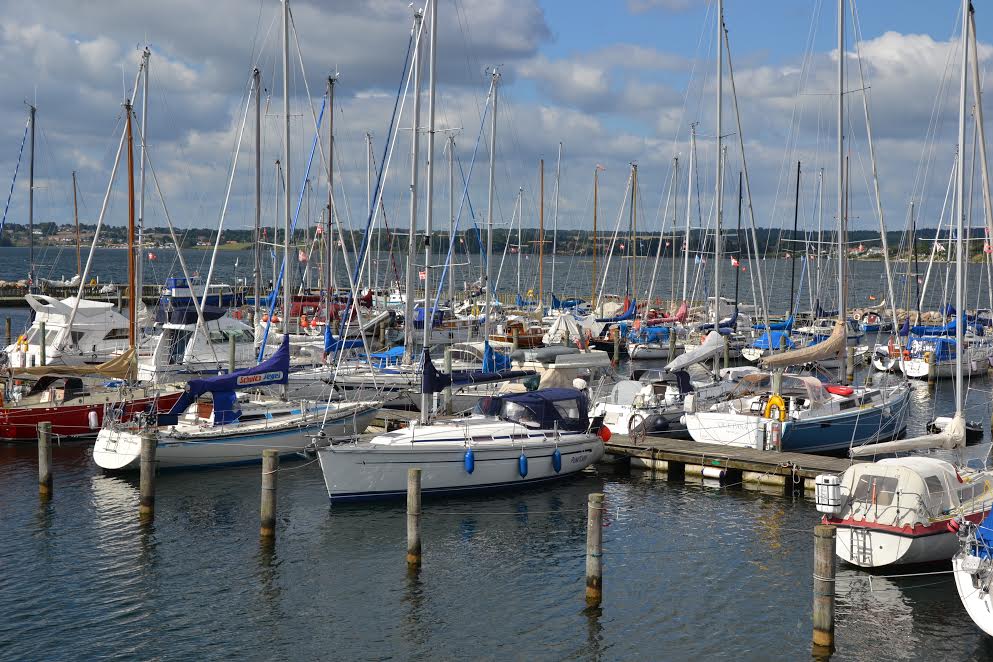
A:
<box><xmin>822</xmin><ymin>0</ymin><xmax>993</xmax><ymax>570</ymax></box>
<box><xmin>683</xmin><ymin>0</ymin><xmax>911</xmax><ymax>454</ymax></box>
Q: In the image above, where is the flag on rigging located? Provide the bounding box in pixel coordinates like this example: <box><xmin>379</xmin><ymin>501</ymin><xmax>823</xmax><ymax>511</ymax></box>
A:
<box><xmin>730</xmin><ymin>256</ymin><xmax>739</xmax><ymax>267</ymax></box>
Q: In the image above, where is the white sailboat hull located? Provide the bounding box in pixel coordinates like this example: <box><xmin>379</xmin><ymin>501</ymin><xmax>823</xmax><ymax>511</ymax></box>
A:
<box><xmin>318</xmin><ymin>431</ymin><xmax>603</xmax><ymax>501</ymax></box>
<box><xmin>93</xmin><ymin>404</ymin><xmax>379</xmax><ymax>470</ymax></box>
<box><xmin>834</xmin><ymin>525</ymin><xmax>960</xmax><ymax>567</ymax></box>
<box><xmin>954</xmin><ymin>554</ymin><xmax>993</xmax><ymax>636</ymax></box>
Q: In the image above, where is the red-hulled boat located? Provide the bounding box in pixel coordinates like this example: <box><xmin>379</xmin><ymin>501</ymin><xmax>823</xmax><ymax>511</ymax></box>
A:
<box><xmin>0</xmin><ymin>375</ymin><xmax>183</xmax><ymax>442</ymax></box>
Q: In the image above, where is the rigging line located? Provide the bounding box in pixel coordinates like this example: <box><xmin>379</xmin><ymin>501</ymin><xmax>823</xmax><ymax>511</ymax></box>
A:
<box><xmin>332</xmin><ymin>16</ymin><xmax>419</xmax><ymax>361</ymax></box>
<box><xmin>0</xmin><ymin>118</ymin><xmax>29</xmax><ymax>239</ymax></box>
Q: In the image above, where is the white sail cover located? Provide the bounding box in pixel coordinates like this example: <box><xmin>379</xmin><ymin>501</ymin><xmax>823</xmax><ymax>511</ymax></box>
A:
<box><xmin>664</xmin><ymin>331</ymin><xmax>723</xmax><ymax>372</ymax></box>
<box><xmin>542</xmin><ymin>313</ymin><xmax>583</xmax><ymax>347</ymax></box>
<box><xmin>760</xmin><ymin>319</ymin><xmax>846</xmax><ymax>369</ymax></box>
<box><xmin>850</xmin><ymin>413</ymin><xmax>966</xmax><ymax>457</ymax></box>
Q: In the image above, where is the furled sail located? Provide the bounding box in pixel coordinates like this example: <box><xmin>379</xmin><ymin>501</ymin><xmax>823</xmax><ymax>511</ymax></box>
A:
<box><xmin>759</xmin><ymin>319</ymin><xmax>845</xmax><ymax>369</ymax></box>
<box><xmin>850</xmin><ymin>414</ymin><xmax>965</xmax><ymax>457</ymax></box>
<box><xmin>664</xmin><ymin>331</ymin><xmax>724</xmax><ymax>372</ymax></box>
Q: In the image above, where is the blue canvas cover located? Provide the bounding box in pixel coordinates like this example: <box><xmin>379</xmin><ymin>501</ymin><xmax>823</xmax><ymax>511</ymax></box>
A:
<box><xmin>596</xmin><ymin>299</ymin><xmax>637</xmax><ymax>323</ymax></box>
<box><xmin>552</xmin><ymin>294</ymin><xmax>584</xmax><ymax>310</ymax></box>
<box><xmin>475</xmin><ymin>387</ymin><xmax>590</xmax><ymax>432</ymax></box>
<box><xmin>420</xmin><ymin>348</ymin><xmax>532</xmax><ymax>395</ymax></box>
<box><xmin>698</xmin><ymin>308</ymin><xmax>739</xmax><ymax>332</ymax></box>
<box><xmin>362</xmin><ymin>346</ymin><xmax>405</xmax><ymax>369</ymax></box>
<box><xmin>975</xmin><ymin>510</ymin><xmax>993</xmax><ymax>559</ymax></box>
<box><xmin>325</xmin><ymin>323</ymin><xmax>363</xmax><ymax>354</ymax></box>
<box><xmin>158</xmin><ymin>335</ymin><xmax>290</xmax><ymax>425</ymax></box>
<box><xmin>753</xmin><ymin>315</ymin><xmax>794</xmax><ymax>332</ymax></box>
<box><xmin>751</xmin><ymin>330</ymin><xmax>796</xmax><ymax>350</ymax></box>
<box><xmin>628</xmin><ymin>325</ymin><xmax>670</xmax><ymax>344</ymax></box>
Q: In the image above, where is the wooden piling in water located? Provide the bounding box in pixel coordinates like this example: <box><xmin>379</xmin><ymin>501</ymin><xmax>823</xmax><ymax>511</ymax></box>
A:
<box><xmin>845</xmin><ymin>346</ymin><xmax>855</xmax><ymax>384</ymax></box>
<box><xmin>228</xmin><ymin>333</ymin><xmax>236</xmax><ymax>373</ymax></box>
<box><xmin>260</xmin><ymin>449</ymin><xmax>278</xmax><ymax>538</ymax></box>
<box><xmin>668</xmin><ymin>332</ymin><xmax>676</xmax><ymax>359</ymax></box>
<box><xmin>38</xmin><ymin>422</ymin><xmax>52</xmax><ymax>499</ymax></box>
<box><xmin>723</xmin><ymin>335</ymin><xmax>730</xmax><ymax>370</ymax></box>
<box><xmin>927</xmin><ymin>354</ymin><xmax>937</xmax><ymax>390</ymax></box>
<box><xmin>585</xmin><ymin>492</ymin><xmax>604</xmax><ymax>607</ymax></box>
<box><xmin>612</xmin><ymin>329</ymin><xmax>620</xmax><ymax>366</ymax></box>
<box><xmin>812</xmin><ymin>524</ymin><xmax>836</xmax><ymax>655</ymax></box>
<box><xmin>5</xmin><ymin>316</ymin><xmax>10</xmax><ymax>346</ymax></box>
<box><xmin>139</xmin><ymin>431</ymin><xmax>156</xmax><ymax>521</ymax></box>
<box><xmin>406</xmin><ymin>468</ymin><xmax>422</xmax><ymax>569</ymax></box>
<box><xmin>512</xmin><ymin>326</ymin><xmax>519</xmax><ymax>352</ymax></box>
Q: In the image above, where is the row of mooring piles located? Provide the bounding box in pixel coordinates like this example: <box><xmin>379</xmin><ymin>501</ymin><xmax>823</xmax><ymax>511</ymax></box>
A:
<box><xmin>35</xmin><ymin>428</ymin><xmax>836</xmax><ymax>655</ymax></box>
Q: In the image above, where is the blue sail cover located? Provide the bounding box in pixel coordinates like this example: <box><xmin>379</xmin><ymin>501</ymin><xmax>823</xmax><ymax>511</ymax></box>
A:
<box><xmin>421</xmin><ymin>348</ymin><xmax>532</xmax><ymax>394</ymax></box>
<box><xmin>698</xmin><ymin>308</ymin><xmax>739</xmax><ymax>332</ymax></box>
<box><xmin>158</xmin><ymin>336</ymin><xmax>290</xmax><ymax>425</ymax></box>
<box><xmin>753</xmin><ymin>315</ymin><xmax>794</xmax><ymax>332</ymax></box>
<box><xmin>552</xmin><ymin>294</ymin><xmax>585</xmax><ymax>310</ymax></box>
<box><xmin>751</xmin><ymin>330</ymin><xmax>796</xmax><ymax>351</ymax></box>
<box><xmin>325</xmin><ymin>323</ymin><xmax>363</xmax><ymax>354</ymax></box>
<box><xmin>898</xmin><ymin>317</ymin><xmax>911</xmax><ymax>337</ymax></box>
<box><xmin>515</xmin><ymin>294</ymin><xmax>536</xmax><ymax>308</ymax></box>
<box><xmin>596</xmin><ymin>299</ymin><xmax>636</xmax><ymax>323</ymax></box>
<box><xmin>628</xmin><ymin>325</ymin><xmax>670</xmax><ymax>344</ymax></box>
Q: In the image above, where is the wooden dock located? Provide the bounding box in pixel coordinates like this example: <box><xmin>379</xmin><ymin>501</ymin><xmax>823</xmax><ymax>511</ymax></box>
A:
<box><xmin>605</xmin><ymin>435</ymin><xmax>859</xmax><ymax>491</ymax></box>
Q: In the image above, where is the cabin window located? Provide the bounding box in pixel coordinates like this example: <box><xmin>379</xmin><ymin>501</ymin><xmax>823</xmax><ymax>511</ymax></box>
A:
<box><xmin>553</xmin><ymin>398</ymin><xmax>582</xmax><ymax>422</ymax></box>
<box><xmin>851</xmin><ymin>475</ymin><xmax>899</xmax><ymax>506</ymax></box>
<box><xmin>70</xmin><ymin>330</ymin><xmax>85</xmax><ymax>346</ymax></box>
<box><xmin>502</xmin><ymin>401</ymin><xmax>541</xmax><ymax>429</ymax></box>
<box><xmin>960</xmin><ymin>485</ymin><xmax>977</xmax><ymax>504</ymax></box>
<box><xmin>103</xmin><ymin>328</ymin><xmax>129</xmax><ymax>341</ymax></box>
<box><xmin>924</xmin><ymin>476</ymin><xmax>946</xmax><ymax>501</ymax></box>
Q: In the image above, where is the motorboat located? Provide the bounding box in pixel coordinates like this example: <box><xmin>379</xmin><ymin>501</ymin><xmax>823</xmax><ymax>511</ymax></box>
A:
<box><xmin>317</xmin><ymin>386</ymin><xmax>606</xmax><ymax>502</ymax></box>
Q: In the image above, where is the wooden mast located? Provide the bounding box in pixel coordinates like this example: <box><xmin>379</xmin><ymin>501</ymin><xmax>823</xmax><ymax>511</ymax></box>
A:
<box><xmin>125</xmin><ymin>101</ymin><xmax>137</xmax><ymax>350</ymax></box>
<box><xmin>72</xmin><ymin>171</ymin><xmax>81</xmax><ymax>277</ymax></box>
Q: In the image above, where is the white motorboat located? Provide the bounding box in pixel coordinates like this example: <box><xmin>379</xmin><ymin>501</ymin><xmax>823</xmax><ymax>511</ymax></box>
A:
<box><xmin>899</xmin><ymin>334</ymin><xmax>993</xmax><ymax>379</ymax></box>
<box><xmin>317</xmin><ymin>386</ymin><xmax>606</xmax><ymax>502</ymax></box>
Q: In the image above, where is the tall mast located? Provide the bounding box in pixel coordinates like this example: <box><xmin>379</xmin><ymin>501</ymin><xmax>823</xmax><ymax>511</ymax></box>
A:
<box><xmin>27</xmin><ymin>104</ymin><xmax>35</xmax><ymax>293</ymax></box>
<box><xmin>448</xmin><ymin>135</ymin><xmax>455</xmax><ymax>306</ymax></box>
<box><xmin>516</xmin><ymin>187</ymin><xmax>523</xmax><ymax>296</ymax></box>
<box><xmin>538</xmin><ymin>158</ymin><xmax>544</xmax><ymax>311</ymax></box>
<box><xmin>327</xmin><ymin>75</ymin><xmax>337</xmax><ymax>308</ymax></box>
<box><xmin>836</xmin><ymin>0</ymin><xmax>846</xmax><ymax>327</ymax></box>
<box><xmin>816</xmin><ymin>168</ymin><xmax>823</xmax><ymax>305</ymax></box>
<box><xmin>253</xmin><ymin>68</ymin><xmax>262</xmax><ymax>325</ymax></box>
<box><xmin>551</xmin><ymin>142</ymin><xmax>561</xmax><ymax>302</ymax></box>
<box><xmin>403</xmin><ymin>8</ymin><xmax>424</xmax><ymax>364</ymax></box>
<box><xmin>125</xmin><ymin>101</ymin><xmax>137</xmax><ymax>350</ymax></box>
<box><xmin>137</xmin><ymin>47</ymin><xmax>149</xmax><ymax>306</ymax></box>
<box><xmin>282</xmin><ymin>0</ymin><xmax>292</xmax><ymax>348</ymax></box>
<box><xmin>631</xmin><ymin>163</ymin><xmax>638</xmax><ymax>301</ymax></box>
<box><xmin>72</xmin><ymin>171</ymin><xmax>81</xmax><ymax>277</ymax></box>
<box><xmin>482</xmin><ymin>70</ymin><xmax>499</xmax><ymax>346</ymax></box>
<box><xmin>912</xmin><ymin>201</ymin><xmax>921</xmax><ymax>317</ymax></box>
<box><xmin>367</xmin><ymin>131</ymin><xmax>373</xmax><ymax>292</ymax></box>
<box><xmin>713</xmin><ymin>0</ymin><xmax>723</xmax><ymax>324</ymax></box>
<box><xmin>734</xmin><ymin>171</ymin><xmax>742</xmax><ymax>306</ymax></box>
<box><xmin>591</xmin><ymin>167</ymin><xmax>598</xmax><ymax>309</ymax></box>
<box><xmin>790</xmin><ymin>161</ymin><xmax>800</xmax><ymax>312</ymax></box>
<box><xmin>683</xmin><ymin>125</ymin><xmax>696</xmax><ymax>302</ymax></box>
<box><xmin>420</xmin><ymin>0</ymin><xmax>438</xmax><ymax>421</ymax></box>
<box><xmin>955</xmin><ymin>0</ymin><xmax>968</xmax><ymax>415</ymax></box>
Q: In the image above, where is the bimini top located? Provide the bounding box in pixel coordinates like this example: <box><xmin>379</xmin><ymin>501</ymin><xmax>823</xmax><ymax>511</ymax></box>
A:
<box><xmin>474</xmin><ymin>387</ymin><xmax>590</xmax><ymax>431</ymax></box>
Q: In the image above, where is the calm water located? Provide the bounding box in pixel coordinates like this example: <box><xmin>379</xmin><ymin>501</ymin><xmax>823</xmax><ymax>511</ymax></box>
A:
<box><xmin>3</xmin><ymin>246</ymin><xmax>993</xmax><ymax>659</ymax></box>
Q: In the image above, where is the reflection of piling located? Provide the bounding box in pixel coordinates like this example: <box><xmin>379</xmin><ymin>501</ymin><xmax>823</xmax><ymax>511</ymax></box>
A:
<box><xmin>139</xmin><ymin>431</ymin><xmax>157</xmax><ymax>522</ymax></box>
<box><xmin>812</xmin><ymin>524</ymin><xmax>836</xmax><ymax>656</ymax></box>
<box><xmin>260</xmin><ymin>449</ymin><xmax>278</xmax><ymax>539</ymax></box>
<box><xmin>38</xmin><ymin>422</ymin><xmax>52</xmax><ymax>499</ymax></box>
<box><xmin>406</xmin><ymin>468</ymin><xmax>422</xmax><ymax>569</ymax></box>
<box><xmin>585</xmin><ymin>492</ymin><xmax>604</xmax><ymax>607</ymax></box>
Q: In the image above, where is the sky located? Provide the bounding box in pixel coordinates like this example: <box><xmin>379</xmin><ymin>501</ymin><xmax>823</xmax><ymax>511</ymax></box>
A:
<box><xmin>0</xmin><ymin>0</ymin><xmax>990</xmax><ymax>245</ymax></box>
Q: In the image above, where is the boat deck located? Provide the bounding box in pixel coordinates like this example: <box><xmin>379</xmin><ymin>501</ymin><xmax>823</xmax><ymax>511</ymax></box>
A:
<box><xmin>605</xmin><ymin>434</ymin><xmax>860</xmax><ymax>488</ymax></box>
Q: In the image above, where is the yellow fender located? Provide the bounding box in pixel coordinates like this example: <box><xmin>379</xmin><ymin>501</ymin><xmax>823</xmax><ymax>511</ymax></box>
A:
<box><xmin>763</xmin><ymin>394</ymin><xmax>787</xmax><ymax>422</ymax></box>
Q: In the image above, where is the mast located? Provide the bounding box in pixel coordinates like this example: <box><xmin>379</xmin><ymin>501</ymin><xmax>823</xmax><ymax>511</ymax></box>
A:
<box><xmin>591</xmin><ymin>167</ymin><xmax>599</xmax><ymax>309</ymax></box>
<box><xmin>631</xmin><ymin>163</ymin><xmax>638</xmax><ymax>303</ymax></box>
<box><xmin>281</xmin><ymin>0</ymin><xmax>292</xmax><ymax>359</ymax></box>
<box><xmin>816</xmin><ymin>168</ymin><xmax>823</xmax><ymax>306</ymax></box>
<box><xmin>713</xmin><ymin>0</ymin><xmax>723</xmax><ymax>324</ymax></box>
<box><xmin>790</xmin><ymin>161</ymin><xmax>800</xmax><ymax>312</ymax></box>
<box><xmin>734</xmin><ymin>171</ymin><xmax>742</xmax><ymax>305</ymax></box>
<box><xmin>27</xmin><ymin>104</ymin><xmax>35</xmax><ymax>293</ymax></box>
<box><xmin>516</xmin><ymin>187</ymin><xmax>523</xmax><ymax>296</ymax></box>
<box><xmin>955</xmin><ymin>0</ymin><xmax>968</xmax><ymax>415</ymax></box>
<box><xmin>538</xmin><ymin>158</ymin><xmax>544</xmax><ymax>311</ymax></box>
<box><xmin>420</xmin><ymin>0</ymin><xmax>438</xmax><ymax>421</ymax></box>
<box><xmin>671</xmin><ymin>157</ymin><xmax>679</xmax><ymax>307</ymax></box>
<box><xmin>551</xmin><ymin>143</ymin><xmax>561</xmax><ymax>304</ymax></box>
<box><xmin>683</xmin><ymin>125</ymin><xmax>696</xmax><ymax>302</ymax></box>
<box><xmin>72</xmin><ymin>171</ymin><xmax>81</xmax><ymax>277</ymax></box>
<box><xmin>448</xmin><ymin>135</ymin><xmax>455</xmax><ymax>306</ymax></box>
<box><xmin>912</xmin><ymin>201</ymin><xmax>921</xmax><ymax>317</ymax></box>
<box><xmin>837</xmin><ymin>0</ymin><xmax>846</xmax><ymax>328</ymax></box>
<box><xmin>137</xmin><ymin>47</ymin><xmax>149</xmax><ymax>307</ymax></box>
<box><xmin>367</xmin><ymin>131</ymin><xmax>373</xmax><ymax>292</ymax></box>
<box><xmin>125</xmin><ymin>100</ymin><xmax>137</xmax><ymax>350</ymax></box>
<box><xmin>482</xmin><ymin>69</ymin><xmax>499</xmax><ymax>346</ymax></box>
<box><xmin>253</xmin><ymin>68</ymin><xmax>262</xmax><ymax>326</ymax></box>
<box><xmin>403</xmin><ymin>8</ymin><xmax>423</xmax><ymax>364</ymax></box>
<box><xmin>327</xmin><ymin>75</ymin><xmax>337</xmax><ymax>310</ymax></box>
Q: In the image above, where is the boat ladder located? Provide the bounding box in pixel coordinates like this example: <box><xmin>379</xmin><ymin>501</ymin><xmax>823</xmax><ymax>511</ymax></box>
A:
<box><xmin>851</xmin><ymin>527</ymin><xmax>872</xmax><ymax>566</ymax></box>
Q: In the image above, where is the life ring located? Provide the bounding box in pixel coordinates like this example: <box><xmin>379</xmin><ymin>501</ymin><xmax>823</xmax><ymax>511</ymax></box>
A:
<box><xmin>763</xmin><ymin>394</ymin><xmax>787</xmax><ymax>422</ymax></box>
